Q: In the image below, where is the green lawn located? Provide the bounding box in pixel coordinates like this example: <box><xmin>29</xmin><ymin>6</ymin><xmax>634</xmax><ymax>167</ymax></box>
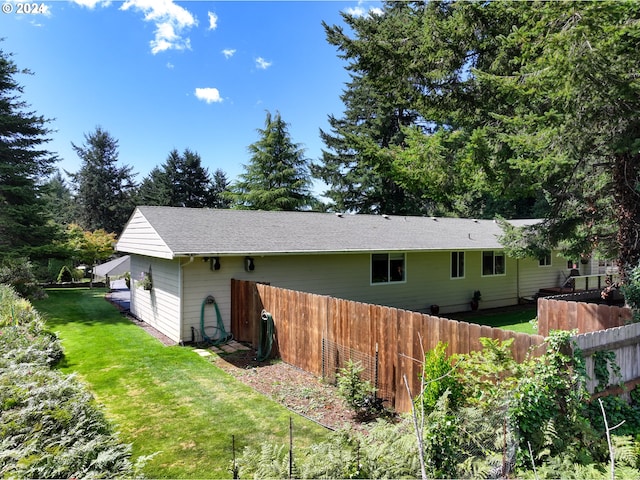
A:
<box><xmin>447</xmin><ymin>305</ymin><xmax>538</xmax><ymax>335</ymax></box>
<box><xmin>34</xmin><ymin>288</ymin><xmax>330</xmax><ymax>479</ymax></box>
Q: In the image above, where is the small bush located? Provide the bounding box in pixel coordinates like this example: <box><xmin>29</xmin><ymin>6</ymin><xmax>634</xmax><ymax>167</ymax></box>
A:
<box><xmin>421</xmin><ymin>341</ymin><xmax>463</xmax><ymax>413</ymax></box>
<box><xmin>621</xmin><ymin>262</ymin><xmax>640</xmax><ymax>321</ymax></box>
<box><xmin>57</xmin><ymin>265</ymin><xmax>74</xmax><ymax>283</ymax></box>
<box><xmin>336</xmin><ymin>359</ymin><xmax>384</xmax><ymax>421</ymax></box>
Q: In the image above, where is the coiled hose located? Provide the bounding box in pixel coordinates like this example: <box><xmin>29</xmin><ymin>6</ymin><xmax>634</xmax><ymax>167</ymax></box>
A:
<box><xmin>256</xmin><ymin>309</ymin><xmax>274</xmax><ymax>361</ymax></box>
<box><xmin>200</xmin><ymin>295</ymin><xmax>232</xmax><ymax>346</ymax></box>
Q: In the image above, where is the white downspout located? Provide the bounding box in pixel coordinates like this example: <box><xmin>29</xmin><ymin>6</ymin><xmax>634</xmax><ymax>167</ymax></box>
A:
<box><xmin>179</xmin><ymin>256</ymin><xmax>195</xmax><ymax>344</ymax></box>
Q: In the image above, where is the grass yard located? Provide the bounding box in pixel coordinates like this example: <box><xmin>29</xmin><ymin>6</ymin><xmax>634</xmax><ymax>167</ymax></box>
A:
<box><xmin>447</xmin><ymin>305</ymin><xmax>538</xmax><ymax>335</ymax></box>
<box><xmin>34</xmin><ymin>289</ymin><xmax>330</xmax><ymax>479</ymax></box>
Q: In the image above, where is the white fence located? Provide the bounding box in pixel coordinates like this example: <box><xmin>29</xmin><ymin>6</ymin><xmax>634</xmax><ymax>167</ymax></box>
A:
<box><xmin>572</xmin><ymin>322</ymin><xmax>640</xmax><ymax>394</ymax></box>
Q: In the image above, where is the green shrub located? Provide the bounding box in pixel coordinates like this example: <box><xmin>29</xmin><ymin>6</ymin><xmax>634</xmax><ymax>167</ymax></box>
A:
<box><xmin>621</xmin><ymin>262</ymin><xmax>640</xmax><ymax>321</ymax></box>
<box><xmin>420</xmin><ymin>341</ymin><xmax>463</xmax><ymax>413</ymax></box>
<box><xmin>46</xmin><ymin>258</ymin><xmax>72</xmax><ymax>283</ymax></box>
<box><xmin>0</xmin><ymin>284</ymin><xmax>143</xmax><ymax>478</ymax></box>
<box><xmin>0</xmin><ymin>258</ymin><xmax>44</xmax><ymax>299</ymax></box>
<box><xmin>236</xmin><ymin>443</ymin><xmax>297</xmax><ymax>479</ymax></box>
<box><xmin>336</xmin><ymin>359</ymin><xmax>384</xmax><ymax>421</ymax></box>
<box><xmin>57</xmin><ymin>265</ymin><xmax>74</xmax><ymax>283</ymax></box>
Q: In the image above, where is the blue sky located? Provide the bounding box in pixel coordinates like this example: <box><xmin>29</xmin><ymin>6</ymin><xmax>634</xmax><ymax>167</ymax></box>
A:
<box><xmin>1</xmin><ymin>0</ymin><xmax>382</xmax><ymax>191</ymax></box>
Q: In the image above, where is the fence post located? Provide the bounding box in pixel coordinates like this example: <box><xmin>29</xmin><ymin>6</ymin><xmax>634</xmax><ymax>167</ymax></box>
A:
<box><xmin>374</xmin><ymin>342</ymin><xmax>379</xmax><ymax>395</ymax></box>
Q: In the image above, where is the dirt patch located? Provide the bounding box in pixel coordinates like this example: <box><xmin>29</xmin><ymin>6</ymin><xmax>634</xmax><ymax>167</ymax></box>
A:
<box><xmin>212</xmin><ymin>349</ymin><xmax>363</xmax><ymax>432</ymax></box>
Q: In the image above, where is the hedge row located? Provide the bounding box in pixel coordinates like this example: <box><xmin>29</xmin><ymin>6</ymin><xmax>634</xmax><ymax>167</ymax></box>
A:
<box><xmin>0</xmin><ymin>285</ymin><xmax>144</xmax><ymax>479</ymax></box>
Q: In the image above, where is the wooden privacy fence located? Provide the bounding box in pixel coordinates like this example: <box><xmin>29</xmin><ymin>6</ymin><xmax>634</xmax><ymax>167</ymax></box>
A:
<box><xmin>231</xmin><ymin>279</ymin><xmax>545</xmax><ymax>413</ymax></box>
<box><xmin>572</xmin><ymin>322</ymin><xmax>640</xmax><ymax>395</ymax></box>
<box><xmin>538</xmin><ymin>294</ymin><xmax>632</xmax><ymax>337</ymax></box>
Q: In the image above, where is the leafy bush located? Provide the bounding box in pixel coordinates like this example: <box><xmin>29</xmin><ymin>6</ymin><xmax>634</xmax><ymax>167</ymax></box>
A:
<box><xmin>509</xmin><ymin>331</ymin><xmax>596</xmax><ymax>461</ymax></box>
<box><xmin>236</xmin><ymin>443</ymin><xmax>297</xmax><ymax>479</ymax></box>
<box><xmin>0</xmin><ymin>258</ymin><xmax>45</xmax><ymax>299</ymax></box>
<box><xmin>336</xmin><ymin>359</ymin><xmax>384</xmax><ymax>421</ymax></box>
<box><xmin>420</xmin><ymin>341</ymin><xmax>463</xmax><ymax>413</ymax></box>
<box><xmin>57</xmin><ymin>265</ymin><xmax>74</xmax><ymax>283</ymax></box>
<box><xmin>239</xmin><ymin>332</ymin><xmax>640</xmax><ymax>479</ymax></box>
<box><xmin>0</xmin><ymin>284</ymin><xmax>144</xmax><ymax>478</ymax></box>
<box><xmin>621</xmin><ymin>262</ymin><xmax>640</xmax><ymax>321</ymax></box>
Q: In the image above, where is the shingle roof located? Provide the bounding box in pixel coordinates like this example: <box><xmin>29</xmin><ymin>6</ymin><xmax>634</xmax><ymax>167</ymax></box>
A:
<box><xmin>117</xmin><ymin>206</ymin><xmax>539</xmax><ymax>258</ymax></box>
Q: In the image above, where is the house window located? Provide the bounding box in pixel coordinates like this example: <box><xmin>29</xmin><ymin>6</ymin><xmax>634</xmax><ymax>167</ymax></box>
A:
<box><xmin>451</xmin><ymin>251</ymin><xmax>465</xmax><ymax>278</ymax></box>
<box><xmin>371</xmin><ymin>253</ymin><xmax>405</xmax><ymax>284</ymax></box>
<box><xmin>539</xmin><ymin>253</ymin><xmax>552</xmax><ymax>267</ymax></box>
<box><xmin>482</xmin><ymin>251</ymin><xmax>505</xmax><ymax>276</ymax></box>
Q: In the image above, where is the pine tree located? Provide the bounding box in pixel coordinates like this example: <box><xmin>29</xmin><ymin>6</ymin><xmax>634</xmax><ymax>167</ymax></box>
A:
<box><xmin>230</xmin><ymin>111</ymin><xmax>314</xmax><ymax>211</ymax></box>
<box><xmin>164</xmin><ymin>148</ymin><xmax>211</xmax><ymax>207</ymax></box>
<box><xmin>314</xmin><ymin>5</ymin><xmax>428</xmax><ymax>215</ymax></box>
<box><xmin>0</xmin><ymin>46</ymin><xmax>59</xmax><ymax>259</ymax></box>
<box><xmin>41</xmin><ymin>170</ymin><xmax>76</xmax><ymax>226</ymax></box>
<box><xmin>69</xmin><ymin>127</ymin><xmax>136</xmax><ymax>234</ymax></box>
<box><xmin>136</xmin><ymin>166</ymin><xmax>171</xmax><ymax>206</ymax></box>
<box><xmin>210</xmin><ymin>168</ymin><xmax>231</xmax><ymax>209</ymax></box>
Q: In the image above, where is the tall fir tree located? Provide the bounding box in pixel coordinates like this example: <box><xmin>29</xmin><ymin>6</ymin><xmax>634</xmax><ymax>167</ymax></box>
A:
<box><xmin>0</xmin><ymin>46</ymin><xmax>59</xmax><ymax>259</ymax></box>
<box><xmin>70</xmin><ymin>127</ymin><xmax>136</xmax><ymax>234</ymax></box>
<box><xmin>210</xmin><ymin>168</ymin><xmax>231</xmax><ymax>209</ymax></box>
<box><xmin>230</xmin><ymin>111</ymin><xmax>315</xmax><ymax>211</ymax></box>
<box><xmin>136</xmin><ymin>166</ymin><xmax>171</xmax><ymax>206</ymax></box>
<box><xmin>381</xmin><ymin>0</ymin><xmax>640</xmax><ymax>273</ymax></box>
<box><xmin>41</xmin><ymin>170</ymin><xmax>76</xmax><ymax>226</ymax></box>
<box><xmin>164</xmin><ymin>148</ymin><xmax>212</xmax><ymax>207</ymax></box>
<box><xmin>321</xmin><ymin>0</ymin><xmax>640</xmax><ymax>274</ymax></box>
<box><xmin>313</xmin><ymin>4</ymin><xmax>428</xmax><ymax>215</ymax></box>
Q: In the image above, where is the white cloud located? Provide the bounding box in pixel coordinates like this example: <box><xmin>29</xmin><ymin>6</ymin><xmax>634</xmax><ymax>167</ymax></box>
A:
<box><xmin>70</xmin><ymin>0</ymin><xmax>111</xmax><ymax>8</ymax></box>
<box><xmin>222</xmin><ymin>49</ymin><xmax>236</xmax><ymax>59</ymax></box>
<box><xmin>208</xmin><ymin>11</ymin><xmax>218</xmax><ymax>30</ymax></box>
<box><xmin>120</xmin><ymin>0</ymin><xmax>197</xmax><ymax>54</ymax></box>
<box><xmin>344</xmin><ymin>1</ymin><xmax>382</xmax><ymax>18</ymax></box>
<box><xmin>255</xmin><ymin>57</ymin><xmax>272</xmax><ymax>70</ymax></box>
<box><xmin>195</xmin><ymin>87</ymin><xmax>223</xmax><ymax>104</ymax></box>
<box><xmin>344</xmin><ymin>6</ymin><xmax>365</xmax><ymax>17</ymax></box>
<box><xmin>166</xmin><ymin>62</ymin><xmax>174</xmax><ymax>69</ymax></box>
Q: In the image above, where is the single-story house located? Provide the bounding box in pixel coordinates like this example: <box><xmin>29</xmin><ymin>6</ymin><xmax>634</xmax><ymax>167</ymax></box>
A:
<box><xmin>116</xmin><ymin>206</ymin><xmax>575</xmax><ymax>344</ymax></box>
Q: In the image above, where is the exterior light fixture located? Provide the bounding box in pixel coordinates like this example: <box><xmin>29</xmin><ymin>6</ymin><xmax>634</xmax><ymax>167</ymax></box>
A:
<box><xmin>210</xmin><ymin>257</ymin><xmax>221</xmax><ymax>271</ymax></box>
<box><xmin>244</xmin><ymin>257</ymin><xmax>255</xmax><ymax>272</ymax></box>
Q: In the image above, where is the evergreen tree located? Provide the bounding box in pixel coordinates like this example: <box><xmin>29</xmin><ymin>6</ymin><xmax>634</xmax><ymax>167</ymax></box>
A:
<box><xmin>314</xmin><ymin>4</ymin><xmax>429</xmax><ymax>215</ymax></box>
<box><xmin>69</xmin><ymin>127</ymin><xmax>136</xmax><ymax>234</ymax></box>
<box><xmin>0</xmin><ymin>46</ymin><xmax>59</xmax><ymax>259</ymax></box>
<box><xmin>136</xmin><ymin>166</ymin><xmax>171</xmax><ymax>206</ymax></box>
<box><xmin>324</xmin><ymin>0</ymin><xmax>640</xmax><ymax>274</ymax></box>
<box><xmin>210</xmin><ymin>168</ymin><xmax>231</xmax><ymax>209</ymax></box>
<box><xmin>230</xmin><ymin>111</ymin><xmax>314</xmax><ymax>211</ymax></box>
<box><xmin>164</xmin><ymin>148</ymin><xmax>211</xmax><ymax>207</ymax></box>
<box><xmin>395</xmin><ymin>1</ymin><xmax>639</xmax><ymax>272</ymax></box>
<box><xmin>41</xmin><ymin>170</ymin><xmax>76</xmax><ymax>226</ymax></box>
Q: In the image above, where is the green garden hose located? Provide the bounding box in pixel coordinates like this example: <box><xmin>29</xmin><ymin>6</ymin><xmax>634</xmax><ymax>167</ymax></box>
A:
<box><xmin>200</xmin><ymin>295</ymin><xmax>232</xmax><ymax>346</ymax></box>
<box><xmin>256</xmin><ymin>309</ymin><xmax>274</xmax><ymax>361</ymax></box>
